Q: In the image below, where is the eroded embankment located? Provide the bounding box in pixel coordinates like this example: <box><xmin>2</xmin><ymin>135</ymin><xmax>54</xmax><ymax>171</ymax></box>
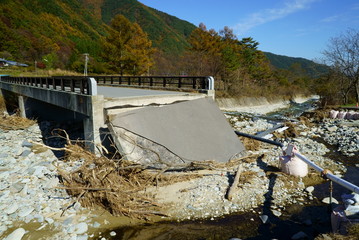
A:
<box><xmin>216</xmin><ymin>95</ymin><xmax>314</xmax><ymax>114</ymax></box>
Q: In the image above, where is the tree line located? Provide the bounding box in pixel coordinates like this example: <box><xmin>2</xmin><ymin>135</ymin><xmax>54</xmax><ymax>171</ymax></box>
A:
<box><xmin>1</xmin><ymin>9</ymin><xmax>357</xmax><ymax>104</ymax></box>
<box><xmin>102</xmin><ymin>15</ymin><xmax>359</xmax><ymax>104</ymax></box>
<box><xmin>317</xmin><ymin>29</ymin><xmax>359</xmax><ymax>106</ymax></box>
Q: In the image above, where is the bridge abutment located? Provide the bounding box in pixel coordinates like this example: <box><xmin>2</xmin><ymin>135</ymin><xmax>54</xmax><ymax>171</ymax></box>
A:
<box><xmin>84</xmin><ymin>95</ymin><xmax>105</xmax><ymax>153</ymax></box>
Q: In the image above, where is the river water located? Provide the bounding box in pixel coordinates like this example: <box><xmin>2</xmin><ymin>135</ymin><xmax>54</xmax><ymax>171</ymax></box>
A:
<box><xmin>98</xmin><ymin>99</ymin><xmax>357</xmax><ymax>240</ymax></box>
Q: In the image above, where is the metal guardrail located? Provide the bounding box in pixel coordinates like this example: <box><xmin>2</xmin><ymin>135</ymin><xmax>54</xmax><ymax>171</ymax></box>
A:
<box><xmin>0</xmin><ymin>76</ymin><xmax>90</xmax><ymax>95</ymax></box>
<box><xmin>91</xmin><ymin>76</ymin><xmax>213</xmax><ymax>91</ymax></box>
<box><xmin>0</xmin><ymin>75</ymin><xmax>215</xmax><ymax>95</ymax></box>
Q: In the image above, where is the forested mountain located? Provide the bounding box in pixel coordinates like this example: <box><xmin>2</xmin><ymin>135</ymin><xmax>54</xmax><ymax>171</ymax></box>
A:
<box><xmin>0</xmin><ymin>0</ymin><xmax>108</xmax><ymax>68</ymax></box>
<box><xmin>0</xmin><ymin>0</ymin><xmax>195</xmax><ymax>68</ymax></box>
<box><xmin>0</xmin><ymin>0</ymin><xmax>327</xmax><ymax>80</ymax></box>
<box><xmin>100</xmin><ymin>0</ymin><xmax>196</xmax><ymax>54</ymax></box>
<box><xmin>264</xmin><ymin>52</ymin><xmax>329</xmax><ymax>78</ymax></box>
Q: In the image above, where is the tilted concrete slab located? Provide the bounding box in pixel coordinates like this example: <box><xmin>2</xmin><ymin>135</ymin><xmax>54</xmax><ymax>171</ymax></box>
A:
<box><xmin>108</xmin><ymin>97</ymin><xmax>246</xmax><ymax>167</ymax></box>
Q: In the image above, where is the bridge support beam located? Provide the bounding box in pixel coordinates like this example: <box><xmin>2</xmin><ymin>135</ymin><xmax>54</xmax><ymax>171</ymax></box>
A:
<box><xmin>83</xmin><ymin>95</ymin><xmax>105</xmax><ymax>153</ymax></box>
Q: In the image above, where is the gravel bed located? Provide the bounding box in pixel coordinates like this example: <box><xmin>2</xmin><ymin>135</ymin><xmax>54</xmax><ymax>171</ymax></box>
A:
<box><xmin>0</xmin><ymin>112</ymin><xmax>356</xmax><ymax>239</ymax></box>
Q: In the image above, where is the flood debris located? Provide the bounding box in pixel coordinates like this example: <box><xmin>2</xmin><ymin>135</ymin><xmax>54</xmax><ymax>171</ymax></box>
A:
<box><xmin>31</xmin><ymin>129</ymin><xmax>251</xmax><ymax>220</ymax></box>
<box><xmin>0</xmin><ymin>112</ymin><xmax>36</xmax><ymax>130</ymax></box>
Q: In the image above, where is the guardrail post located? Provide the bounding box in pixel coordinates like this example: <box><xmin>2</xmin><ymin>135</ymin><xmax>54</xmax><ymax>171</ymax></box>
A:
<box><xmin>178</xmin><ymin>77</ymin><xmax>182</xmax><ymax>88</ymax></box>
<box><xmin>88</xmin><ymin>77</ymin><xmax>97</xmax><ymax>96</ymax></box>
<box><xmin>206</xmin><ymin>76</ymin><xmax>215</xmax><ymax>100</ymax></box>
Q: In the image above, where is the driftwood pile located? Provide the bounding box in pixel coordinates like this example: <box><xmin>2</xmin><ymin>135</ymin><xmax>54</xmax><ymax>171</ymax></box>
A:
<box><xmin>29</xmin><ymin>129</ymin><xmax>260</xmax><ymax>219</ymax></box>
<box><xmin>58</xmin><ymin>143</ymin><xmax>163</xmax><ymax>218</ymax></box>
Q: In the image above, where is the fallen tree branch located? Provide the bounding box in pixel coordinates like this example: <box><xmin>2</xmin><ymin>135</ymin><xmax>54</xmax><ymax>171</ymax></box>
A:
<box><xmin>28</xmin><ymin>140</ymin><xmax>76</xmax><ymax>153</ymax></box>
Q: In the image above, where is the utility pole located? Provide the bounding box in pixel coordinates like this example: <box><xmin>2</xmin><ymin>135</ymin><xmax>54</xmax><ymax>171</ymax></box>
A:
<box><xmin>84</xmin><ymin>53</ymin><xmax>89</xmax><ymax>76</ymax></box>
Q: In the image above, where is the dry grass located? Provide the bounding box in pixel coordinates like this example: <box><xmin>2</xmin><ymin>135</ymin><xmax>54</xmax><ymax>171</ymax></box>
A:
<box><xmin>0</xmin><ymin>98</ymin><xmax>37</xmax><ymax>130</ymax></box>
<box><xmin>52</xmin><ymin>133</ymin><xmax>263</xmax><ymax>219</ymax></box>
<box><xmin>240</xmin><ymin>136</ymin><xmax>262</xmax><ymax>151</ymax></box>
<box><xmin>347</xmin><ymin>223</ymin><xmax>359</xmax><ymax>238</ymax></box>
<box><xmin>0</xmin><ymin>96</ymin><xmax>5</xmax><ymax>111</ymax></box>
<box><xmin>0</xmin><ymin>68</ymin><xmax>82</xmax><ymax>77</ymax></box>
<box><xmin>55</xmin><ymin>137</ymin><xmax>218</xmax><ymax>219</ymax></box>
<box><xmin>301</xmin><ymin>108</ymin><xmax>329</xmax><ymax>122</ymax></box>
<box><xmin>0</xmin><ymin>114</ymin><xmax>36</xmax><ymax>130</ymax></box>
<box><xmin>315</xmin><ymin>234</ymin><xmax>351</xmax><ymax>240</ymax></box>
<box><xmin>58</xmin><ymin>143</ymin><xmax>164</xmax><ymax>219</ymax></box>
<box><xmin>0</xmin><ymin>96</ymin><xmax>37</xmax><ymax>130</ymax></box>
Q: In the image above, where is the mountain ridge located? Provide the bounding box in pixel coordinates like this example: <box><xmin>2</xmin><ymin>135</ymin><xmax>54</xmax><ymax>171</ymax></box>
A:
<box><xmin>0</xmin><ymin>0</ymin><xmax>328</xmax><ymax>77</ymax></box>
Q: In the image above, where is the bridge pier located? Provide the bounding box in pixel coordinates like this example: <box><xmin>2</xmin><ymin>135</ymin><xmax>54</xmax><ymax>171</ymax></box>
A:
<box><xmin>18</xmin><ymin>95</ymin><xmax>27</xmax><ymax>118</ymax></box>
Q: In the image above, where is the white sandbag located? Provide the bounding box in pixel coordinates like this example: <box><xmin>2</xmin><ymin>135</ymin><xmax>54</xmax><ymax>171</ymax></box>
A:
<box><xmin>329</xmin><ymin>110</ymin><xmax>339</xmax><ymax>119</ymax></box>
<box><xmin>280</xmin><ymin>155</ymin><xmax>308</xmax><ymax>177</ymax></box>
<box><xmin>337</xmin><ymin>111</ymin><xmax>347</xmax><ymax>119</ymax></box>
<box><xmin>345</xmin><ymin>111</ymin><xmax>354</xmax><ymax>120</ymax></box>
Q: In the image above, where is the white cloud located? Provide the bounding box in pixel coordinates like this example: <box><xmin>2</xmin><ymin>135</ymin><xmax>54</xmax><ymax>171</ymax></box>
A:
<box><xmin>234</xmin><ymin>0</ymin><xmax>318</xmax><ymax>35</ymax></box>
<box><xmin>320</xmin><ymin>15</ymin><xmax>340</xmax><ymax>23</ymax></box>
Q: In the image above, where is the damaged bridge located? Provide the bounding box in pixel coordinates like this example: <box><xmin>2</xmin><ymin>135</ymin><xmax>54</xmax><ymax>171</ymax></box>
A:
<box><xmin>0</xmin><ymin>75</ymin><xmax>245</xmax><ymax>165</ymax></box>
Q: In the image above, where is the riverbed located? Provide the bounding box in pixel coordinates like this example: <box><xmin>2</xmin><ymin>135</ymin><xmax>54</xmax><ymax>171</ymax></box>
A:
<box><xmin>1</xmin><ymin>97</ymin><xmax>358</xmax><ymax>240</ymax></box>
<box><xmin>100</xmin><ymin>97</ymin><xmax>358</xmax><ymax>240</ymax></box>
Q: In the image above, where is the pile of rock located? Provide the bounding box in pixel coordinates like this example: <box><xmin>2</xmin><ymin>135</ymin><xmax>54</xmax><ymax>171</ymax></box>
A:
<box><xmin>0</xmin><ymin>124</ymin><xmax>101</xmax><ymax>240</ymax></box>
<box><xmin>317</xmin><ymin>119</ymin><xmax>359</xmax><ymax>156</ymax></box>
<box><xmin>0</xmin><ymin>107</ymin><xmax>354</xmax><ymax>239</ymax></box>
<box><xmin>161</xmin><ymin>113</ymin><xmax>347</xmax><ymax>221</ymax></box>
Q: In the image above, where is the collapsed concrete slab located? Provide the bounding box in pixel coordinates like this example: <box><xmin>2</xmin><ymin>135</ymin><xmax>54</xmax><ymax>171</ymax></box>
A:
<box><xmin>108</xmin><ymin>97</ymin><xmax>246</xmax><ymax>167</ymax></box>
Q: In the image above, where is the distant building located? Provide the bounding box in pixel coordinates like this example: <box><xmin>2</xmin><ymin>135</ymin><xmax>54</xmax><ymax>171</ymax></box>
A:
<box><xmin>0</xmin><ymin>58</ymin><xmax>28</xmax><ymax>67</ymax></box>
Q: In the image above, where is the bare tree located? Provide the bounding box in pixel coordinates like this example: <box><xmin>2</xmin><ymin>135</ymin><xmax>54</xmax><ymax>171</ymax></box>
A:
<box><xmin>322</xmin><ymin>29</ymin><xmax>359</xmax><ymax>103</ymax></box>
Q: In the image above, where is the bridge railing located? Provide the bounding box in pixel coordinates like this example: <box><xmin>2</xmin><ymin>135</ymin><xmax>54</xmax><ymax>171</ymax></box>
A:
<box><xmin>0</xmin><ymin>76</ymin><xmax>90</xmax><ymax>95</ymax></box>
<box><xmin>0</xmin><ymin>75</ymin><xmax>215</xmax><ymax>95</ymax></box>
<box><xmin>91</xmin><ymin>76</ymin><xmax>213</xmax><ymax>91</ymax></box>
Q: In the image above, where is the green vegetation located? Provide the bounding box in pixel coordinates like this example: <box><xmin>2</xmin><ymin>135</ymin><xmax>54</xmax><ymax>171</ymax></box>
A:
<box><xmin>264</xmin><ymin>52</ymin><xmax>330</xmax><ymax>78</ymax></box>
<box><xmin>180</xmin><ymin>23</ymin><xmax>312</xmax><ymax>98</ymax></box>
<box><xmin>101</xmin><ymin>0</ymin><xmax>195</xmax><ymax>55</ymax></box>
<box><xmin>0</xmin><ymin>0</ymin><xmax>339</xmax><ymax>100</ymax></box>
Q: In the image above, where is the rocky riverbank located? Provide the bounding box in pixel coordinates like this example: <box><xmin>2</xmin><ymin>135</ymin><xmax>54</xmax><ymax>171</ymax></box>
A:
<box><xmin>0</xmin><ymin>104</ymin><xmax>358</xmax><ymax>239</ymax></box>
<box><xmin>216</xmin><ymin>95</ymin><xmax>315</xmax><ymax>114</ymax></box>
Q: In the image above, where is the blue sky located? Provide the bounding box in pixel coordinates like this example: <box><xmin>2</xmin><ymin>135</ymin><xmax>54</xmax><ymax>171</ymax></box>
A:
<box><xmin>138</xmin><ymin>0</ymin><xmax>359</xmax><ymax>61</ymax></box>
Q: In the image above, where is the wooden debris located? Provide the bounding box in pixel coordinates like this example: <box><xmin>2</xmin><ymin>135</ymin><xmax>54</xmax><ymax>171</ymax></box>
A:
<box><xmin>226</xmin><ymin>165</ymin><xmax>244</xmax><ymax>201</ymax></box>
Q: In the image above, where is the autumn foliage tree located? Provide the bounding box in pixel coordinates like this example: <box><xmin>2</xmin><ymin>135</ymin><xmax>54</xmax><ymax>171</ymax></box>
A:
<box><xmin>102</xmin><ymin>15</ymin><xmax>155</xmax><ymax>75</ymax></box>
<box><xmin>185</xmin><ymin>23</ymin><xmax>223</xmax><ymax>76</ymax></box>
<box><xmin>185</xmin><ymin>24</ymin><xmax>273</xmax><ymax>96</ymax></box>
